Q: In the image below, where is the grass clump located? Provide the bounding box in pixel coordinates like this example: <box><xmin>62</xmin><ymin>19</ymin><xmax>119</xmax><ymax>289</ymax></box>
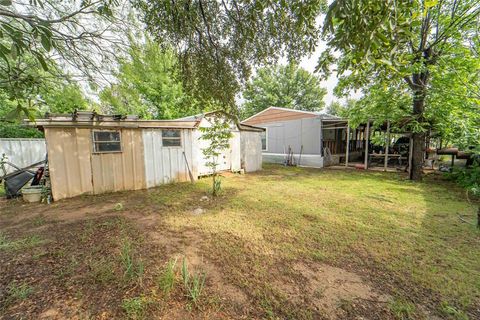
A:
<box><xmin>157</xmin><ymin>258</ymin><xmax>177</xmax><ymax>295</ymax></box>
<box><xmin>32</xmin><ymin>215</ymin><xmax>46</xmax><ymax>227</ymax></box>
<box><xmin>89</xmin><ymin>257</ymin><xmax>117</xmax><ymax>284</ymax></box>
<box><xmin>181</xmin><ymin>258</ymin><xmax>206</xmax><ymax>306</ymax></box>
<box><xmin>389</xmin><ymin>297</ymin><xmax>416</xmax><ymax>320</ymax></box>
<box><xmin>121</xmin><ymin>296</ymin><xmax>150</xmax><ymax>320</ymax></box>
<box><xmin>0</xmin><ymin>233</ymin><xmax>43</xmax><ymax>251</ymax></box>
<box><xmin>8</xmin><ymin>281</ymin><xmax>34</xmax><ymax>300</ymax></box>
<box><xmin>120</xmin><ymin>238</ymin><xmax>144</xmax><ymax>283</ymax></box>
<box><xmin>2</xmin><ymin>281</ymin><xmax>34</xmax><ymax>308</ymax></box>
<box><xmin>439</xmin><ymin>302</ymin><xmax>469</xmax><ymax>320</ymax></box>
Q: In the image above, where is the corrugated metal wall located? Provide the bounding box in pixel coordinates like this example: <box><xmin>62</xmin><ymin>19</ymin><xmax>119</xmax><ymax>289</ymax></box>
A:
<box><xmin>46</xmin><ymin>128</ymin><xmax>147</xmax><ymax>200</ymax></box>
<box><xmin>44</xmin><ymin>123</ymin><xmax>260</xmax><ymax>200</ymax></box>
<box><xmin>91</xmin><ymin>129</ymin><xmax>146</xmax><ymax>194</ymax></box>
<box><xmin>45</xmin><ymin>128</ymin><xmax>94</xmax><ymax>200</ymax></box>
<box><xmin>0</xmin><ymin>138</ymin><xmax>46</xmax><ymax>173</ymax></box>
<box><xmin>142</xmin><ymin>129</ymin><xmax>195</xmax><ymax>187</ymax></box>
<box><xmin>240</xmin><ymin>131</ymin><xmax>262</xmax><ymax>172</ymax></box>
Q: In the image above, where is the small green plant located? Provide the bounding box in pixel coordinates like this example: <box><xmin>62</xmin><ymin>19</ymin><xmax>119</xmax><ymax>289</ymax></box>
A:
<box><xmin>120</xmin><ymin>238</ymin><xmax>144</xmax><ymax>282</ymax></box>
<box><xmin>200</xmin><ymin>115</ymin><xmax>233</xmax><ymax>197</ymax></box>
<box><xmin>121</xmin><ymin>296</ymin><xmax>149</xmax><ymax>320</ymax></box>
<box><xmin>181</xmin><ymin>258</ymin><xmax>206</xmax><ymax>306</ymax></box>
<box><xmin>114</xmin><ymin>202</ymin><xmax>124</xmax><ymax>211</ymax></box>
<box><xmin>8</xmin><ymin>281</ymin><xmax>34</xmax><ymax>301</ymax></box>
<box><xmin>157</xmin><ymin>258</ymin><xmax>177</xmax><ymax>295</ymax></box>
<box><xmin>439</xmin><ymin>302</ymin><xmax>469</xmax><ymax>320</ymax></box>
<box><xmin>389</xmin><ymin>297</ymin><xmax>416</xmax><ymax>320</ymax></box>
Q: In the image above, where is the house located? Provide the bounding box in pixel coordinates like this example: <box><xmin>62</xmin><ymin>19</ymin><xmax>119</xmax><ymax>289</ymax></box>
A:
<box><xmin>241</xmin><ymin>107</ymin><xmax>365</xmax><ymax>167</ymax></box>
<box><xmin>30</xmin><ymin>111</ymin><xmax>263</xmax><ymax>200</ymax></box>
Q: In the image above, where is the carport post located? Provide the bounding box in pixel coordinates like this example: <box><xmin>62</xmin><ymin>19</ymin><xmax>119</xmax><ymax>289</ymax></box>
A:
<box><xmin>364</xmin><ymin>121</ymin><xmax>370</xmax><ymax>169</ymax></box>
<box><xmin>345</xmin><ymin>121</ymin><xmax>350</xmax><ymax>167</ymax></box>
<box><xmin>384</xmin><ymin>120</ymin><xmax>390</xmax><ymax>172</ymax></box>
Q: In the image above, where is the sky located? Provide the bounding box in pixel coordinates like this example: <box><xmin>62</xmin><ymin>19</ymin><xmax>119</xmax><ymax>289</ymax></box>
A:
<box><xmin>298</xmin><ymin>40</ymin><xmax>362</xmax><ymax>106</ymax></box>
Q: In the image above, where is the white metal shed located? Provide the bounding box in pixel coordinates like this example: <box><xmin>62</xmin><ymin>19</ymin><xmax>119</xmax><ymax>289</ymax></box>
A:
<box><xmin>28</xmin><ymin>111</ymin><xmax>264</xmax><ymax>200</ymax></box>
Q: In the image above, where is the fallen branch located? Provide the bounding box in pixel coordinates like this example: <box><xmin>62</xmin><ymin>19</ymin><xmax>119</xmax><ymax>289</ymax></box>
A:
<box><xmin>457</xmin><ymin>213</ymin><xmax>475</xmax><ymax>226</ymax></box>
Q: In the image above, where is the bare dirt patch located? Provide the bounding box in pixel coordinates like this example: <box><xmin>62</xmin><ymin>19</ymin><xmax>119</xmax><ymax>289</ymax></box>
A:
<box><xmin>284</xmin><ymin>262</ymin><xmax>390</xmax><ymax>319</ymax></box>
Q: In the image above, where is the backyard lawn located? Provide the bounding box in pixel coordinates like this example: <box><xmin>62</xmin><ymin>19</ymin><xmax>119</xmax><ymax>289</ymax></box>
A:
<box><xmin>0</xmin><ymin>164</ymin><xmax>479</xmax><ymax>319</ymax></box>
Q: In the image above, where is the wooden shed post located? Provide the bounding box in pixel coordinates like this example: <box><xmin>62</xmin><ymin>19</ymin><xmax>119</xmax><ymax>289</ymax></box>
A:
<box><xmin>364</xmin><ymin>121</ymin><xmax>370</xmax><ymax>169</ymax></box>
<box><xmin>384</xmin><ymin>120</ymin><xmax>390</xmax><ymax>171</ymax></box>
<box><xmin>345</xmin><ymin>121</ymin><xmax>350</xmax><ymax>167</ymax></box>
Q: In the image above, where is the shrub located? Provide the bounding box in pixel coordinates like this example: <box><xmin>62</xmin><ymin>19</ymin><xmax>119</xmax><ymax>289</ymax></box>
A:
<box><xmin>447</xmin><ymin>162</ymin><xmax>480</xmax><ymax>197</ymax></box>
<box><xmin>0</xmin><ymin>122</ymin><xmax>43</xmax><ymax>138</ymax></box>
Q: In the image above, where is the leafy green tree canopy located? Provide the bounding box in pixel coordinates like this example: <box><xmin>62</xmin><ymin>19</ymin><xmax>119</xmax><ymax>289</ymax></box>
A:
<box><xmin>0</xmin><ymin>0</ymin><xmax>125</xmax><ymax>119</ymax></box>
<box><xmin>100</xmin><ymin>37</ymin><xmax>203</xmax><ymax>119</ymax></box>
<box><xmin>241</xmin><ymin>63</ymin><xmax>327</xmax><ymax>119</ymax></box>
<box><xmin>134</xmin><ymin>0</ymin><xmax>326</xmax><ymax>110</ymax></box>
<box><xmin>0</xmin><ymin>0</ymin><xmax>120</xmax><ymax>77</ymax></box>
<box><xmin>320</xmin><ymin>0</ymin><xmax>480</xmax><ymax>180</ymax></box>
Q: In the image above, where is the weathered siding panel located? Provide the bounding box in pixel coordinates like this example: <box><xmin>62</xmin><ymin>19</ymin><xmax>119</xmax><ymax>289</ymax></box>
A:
<box><xmin>142</xmin><ymin>129</ymin><xmax>194</xmax><ymax>188</ymax></box>
<box><xmin>230</xmin><ymin>130</ymin><xmax>242</xmax><ymax>172</ymax></box>
<box><xmin>45</xmin><ymin>128</ymin><xmax>93</xmax><ymax>200</ymax></box>
<box><xmin>91</xmin><ymin>129</ymin><xmax>146</xmax><ymax>194</ymax></box>
<box><xmin>0</xmin><ymin>138</ymin><xmax>46</xmax><ymax>174</ymax></box>
<box><xmin>240</xmin><ymin>131</ymin><xmax>262</xmax><ymax>172</ymax></box>
<box><xmin>260</xmin><ymin>118</ymin><xmax>322</xmax><ymax>155</ymax></box>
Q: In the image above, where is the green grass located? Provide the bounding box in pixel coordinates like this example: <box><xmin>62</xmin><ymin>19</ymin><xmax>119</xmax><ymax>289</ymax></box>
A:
<box><xmin>121</xmin><ymin>296</ymin><xmax>150</xmax><ymax>320</ymax></box>
<box><xmin>181</xmin><ymin>258</ymin><xmax>206</xmax><ymax>306</ymax></box>
<box><xmin>157</xmin><ymin>258</ymin><xmax>177</xmax><ymax>295</ymax></box>
<box><xmin>389</xmin><ymin>297</ymin><xmax>416</xmax><ymax>319</ymax></box>
<box><xmin>0</xmin><ymin>233</ymin><xmax>44</xmax><ymax>251</ymax></box>
<box><xmin>120</xmin><ymin>238</ymin><xmax>144</xmax><ymax>283</ymax></box>
<box><xmin>8</xmin><ymin>281</ymin><xmax>34</xmax><ymax>300</ymax></box>
<box><xmin>161</xmin><ymin>164</ymin><xmax>480</xmax><ymax>316</ymax></box>
<box><xmin>2</xmin><ymin>164</ymin><xmax>478</xmax><ymax>318</ymax></box>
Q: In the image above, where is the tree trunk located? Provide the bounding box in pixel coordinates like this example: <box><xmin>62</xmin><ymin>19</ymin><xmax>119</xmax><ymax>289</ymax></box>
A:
<box><xmin>409</xmin><ymin>76</ymin><xmax>427</xmax><ymax>181</ymax></box>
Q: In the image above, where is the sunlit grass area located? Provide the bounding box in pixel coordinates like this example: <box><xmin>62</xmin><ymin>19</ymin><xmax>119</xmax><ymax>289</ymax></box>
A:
<box><xmin>163</xmin><ymin>165</ymin><xmax>480</xmax><ymax>315</ymax></box>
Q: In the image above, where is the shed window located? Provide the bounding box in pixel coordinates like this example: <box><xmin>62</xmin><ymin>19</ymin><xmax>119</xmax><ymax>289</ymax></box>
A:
<box><xmin>162</xmin><ymin>129</ymin><xmax>182</xmax><ymax>147</ymax></box>
<box><xmin>93</xmin><ymin>131</ymin><xmax>121</xmax><ymax>153</ymax></box>
<box><xmin>261</xmin><ymin>129</ymin><xmax>267</xmax><ymax>151</ymax></box>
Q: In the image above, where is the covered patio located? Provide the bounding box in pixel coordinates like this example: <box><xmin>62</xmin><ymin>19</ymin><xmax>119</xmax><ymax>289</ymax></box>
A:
<box><xmin>322</xmin><ymin>119</ymin><xmax>416</xmax><ymax>173</ymax></box>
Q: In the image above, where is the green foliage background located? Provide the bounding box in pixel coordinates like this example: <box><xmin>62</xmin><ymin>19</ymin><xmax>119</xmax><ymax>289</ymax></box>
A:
<box><xmin>241</xmin><ymin>63</ymin><xmax>327</xmax><ymax>119</ymax></box>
